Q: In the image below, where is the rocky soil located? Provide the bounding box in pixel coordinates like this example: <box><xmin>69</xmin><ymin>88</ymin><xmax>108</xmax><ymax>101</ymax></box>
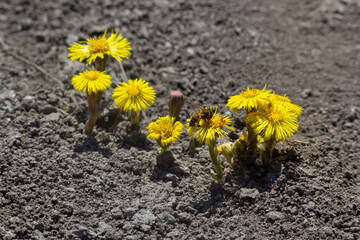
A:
<box><xmin>0</xmin><ymin>0</ymin><xmax>359</xmax><ymax>239</ymax></box>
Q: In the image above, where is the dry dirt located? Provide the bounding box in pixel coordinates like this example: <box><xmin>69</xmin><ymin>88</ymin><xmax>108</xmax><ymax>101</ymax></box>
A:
<box><xmin>0</xmin><ymin>0</ymin><xmax>359</xmax><ymax>239</ymax></box>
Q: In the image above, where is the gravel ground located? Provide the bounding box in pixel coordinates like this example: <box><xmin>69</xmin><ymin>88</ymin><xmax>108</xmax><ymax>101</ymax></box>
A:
<box><xmin>0</xmin><ymin>0</ymin><xmax>359</xmax><ymax>239</ymax></box>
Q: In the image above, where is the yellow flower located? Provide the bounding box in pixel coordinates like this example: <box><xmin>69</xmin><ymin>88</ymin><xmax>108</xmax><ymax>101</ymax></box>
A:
<box><xmin>68</xmin><ymin>30</ymin><xmax>131</xmax><ymax>65</ymax></box>
<box><xmin>269</xmin><ymin>93</ymin><xmax>302</xmax><ymax>117</ymax></box>
<box><xmin>247</xmin><ymin>103</ymin><xmax>298</xmax><ymax>141</ymax></box>
<box><xmin>147</xmin><ymin>116</ymin><xmax>183</xmax><ymax>148</ymax></box>
<box><xmin>71</xmin><ymin>68</ymin><xmax>112</xmax><ymax>94</ymax></box>
<box><xmin>112</xmin><ymin>78</ymin><xmax>156</xmax><ymax>112</ymax></box>
<box><xmin>187</xmin><ymin>107</ymin><xmax>234</xmax><ymax>145</ymax></box>
<box><xmin>226</xmin><ymin>87</ymin><xmax>271</xmax><ymax>113</ymax></box>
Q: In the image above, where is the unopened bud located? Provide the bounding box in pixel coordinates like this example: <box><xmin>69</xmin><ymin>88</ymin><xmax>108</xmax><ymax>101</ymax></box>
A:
<box><xmin>169</xmin><ymin>91</ymin><xmax>184</xmax><ymax>121</ymax></box>
<box><xmin>232</xmin><ymin>139</ymin><xmax>247</xmax><ymax>160</ymax></box>
<box><xmin>220</xmin><ymin>142</ymin><xmax>234</xmax><ymax>164</ymax></box>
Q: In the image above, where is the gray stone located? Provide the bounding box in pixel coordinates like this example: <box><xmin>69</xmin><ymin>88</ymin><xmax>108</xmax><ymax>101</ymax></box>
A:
<box><xmin>239</xmin><ymin>188</ymin><xmax>259</xmax><ymax>200</ymax></box>
<box><xmin>34</xmin><ymin>222</ymin><xmax>44</xmax><ymax>232</ymax></box>
<box><xmin>97</xmin><ymin>221</ymin><xmax>113</xmax><ymax>234</ymax></box>
<box><xmin>32</xmin><ymin>230</ymin><xmax>46</xmax><ymax>240</ymax></box>
<box><xmin>301</xmin><ymin>89</ymin><xmax>312</xmax><ymax>99</ymax></box>
<box><xmin>42</xmin><ymin>106</ymin><xmax>57</xmax><ymax>114</ymax></box>
<box><xmin>72</xmin><ymin>225</ymin><xmax>88</xmax><ymax>238</ymax></box>
<box><xmin>266</xmin><ymin>211</ymin><xmax>285</xmax><ymax>222</ymax></box>
<box><xmin>169</xmin><ymin>165</ymin><xmax>190</xmax><ymax>175</ymax></box>
<box><xmin>45</xmin><ymin>112</ymin><xmax>61</xmax><ymax>122</ymax></box>
<box><xmin>166</xmin><ymin>173</ymin><xmax>179</xmax><ymax>186</ymax></box>
<box><xmin>177</xmin><ymin>213</ymin><xmax>191</xmax><ymax>223</ymax></box>
<box><xmin>132</xmin><ymin>209</ymin><xmax>157</xmax><ymax>225</ymax></box>
<box><xmin>158</xmin><ymin>211</ymin><xmax>176</xmax><ymax>224</ymax></box>
<box><xmin>140</xmin><ymin>224</ymin><xmax>151</xmax><ymax>232</ymax></box>
<box><xmin>124</xmin><ymin>207</ymin><xmax>138</xmax><ymax>219</ymax></box>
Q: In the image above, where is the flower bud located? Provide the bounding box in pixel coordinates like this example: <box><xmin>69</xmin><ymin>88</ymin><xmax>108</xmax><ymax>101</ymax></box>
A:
<box><xmin>169</xmin><ymin>91</ymin><xmax>184</xmax><ymax>121</ymax></box>
<box><xmin>232</xmin><ymin>139</ymin><xmax>247</xmax><ymax>161</ymax></box>
<box><xmin>220</xmin><ymin>142</ymin><xmax>234</xmax><ymax>164</ymax></box>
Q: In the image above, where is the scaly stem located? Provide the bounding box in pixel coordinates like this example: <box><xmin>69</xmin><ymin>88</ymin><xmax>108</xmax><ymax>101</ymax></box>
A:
<box><xmin>245</xmin><ymin>110</ymin><xmax>258</xmax><ymax>153</ymax></box>
<box><xmin>85</xmin><ymin>92</ymin><xmax>98</xmax><ymax>134</ymax></box>
<box><xmin>130</xmin><ymin>110</ymin><xmax>141</xmax><ymax>126</ymax></box>
<box><xmin>188</xmin><ymin>136</ymin><xmax>196</xmax><ymax>157</ymax></box>
<box><xmin>94</xmin><ymin>55</ymin><xmax>108</xmax><ymax>72</ymax></box>
<box><xmin>263</xmin><ymin>136</ymin><xmax>277</xmax><ymax>169</ymax></box>
<box><xmin>208</xmin><ymin>139</ymin><xmax>223</xmax><ymax>183</ymax></box>
<box><xmin>94</xmin><ymin>56</ymin><xmax>108</xmax><ymax>105</ymax></box>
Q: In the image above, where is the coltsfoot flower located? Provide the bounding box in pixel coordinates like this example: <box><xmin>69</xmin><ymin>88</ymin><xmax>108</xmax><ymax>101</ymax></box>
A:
<box><xmin>269</xmin><ymin>93</ymin><xmax>302</xmax><ymax>117</ymax></box>
<box><xmin>112</xmin><ymin>78</ymin><xmax>156</xmax><ymax>112</ymax></box>
<box><xmin>187</xmin><ymin>107</ymin><xmax>234</xmax><ymax>145</ymax></box>
<box><xmin>147</xmin><ymin>116</ymin><xmax>183</xmax><ymax>151</ymax></box>
<box><xmin>71</xmin><ymin>68</ymin><xmax>112</xmax><ymax>94</ymax></box>
<box><xmin>226</xmin><ymin>87</ymin><xmax>271</xmax><ymax>113</ymax></box>
<box><xmin>68</xmin><ymin>30</ymin><xmax>131</xmax><ymax>65</ymax></box>
<box><xmin>247</xmin><ymin>103</ymin><xmax>298</xmax><ymax>141</ymax></box>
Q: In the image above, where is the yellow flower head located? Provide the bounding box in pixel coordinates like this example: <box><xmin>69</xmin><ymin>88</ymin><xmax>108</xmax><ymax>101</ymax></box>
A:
<box><xmin>269</xmin><ymin>93</ymin><xmax>302</xmax><ymax>117</ymax></box>
<box><xmin>112</xmin><ymin>78</ymin><xmax>156</xmax><ymax>112</ymax></box>
<box><xmin>147</xmin><ymin>116</ymin><xmax>183</xmax><ymax>148</ymax></box>
<box><xmin>187</xmin><ymin>107</ymin><xmax>234</xmax><ymax>145</ymax></box>
<box><xmin>226</xmin><ymin>86</ymin><xmax>271</xmax><ymax>113</ymax></box>
<box><xmin>71</xmin><ymin>68</ymin><xmax>112</xmax><ymax>94</ymax></box>
<box><xmin>247</xmin><ymin>103</ymin><xmax>298</xmax><ymax>142</ymax></box>
<box><xmin>68</xmin><ymin>30</ymin><xmax>131</xmax><ymax>65</ymax></box>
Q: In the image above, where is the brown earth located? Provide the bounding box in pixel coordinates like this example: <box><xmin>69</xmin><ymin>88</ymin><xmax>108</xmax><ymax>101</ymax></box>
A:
<box><xmin>0</xmin><ymin>0</ymin><xmax>359</xmax><ymax>239</ymax></box>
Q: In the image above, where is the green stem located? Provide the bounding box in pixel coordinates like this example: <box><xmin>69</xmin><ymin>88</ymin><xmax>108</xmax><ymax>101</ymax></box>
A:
<box><xmin>159</xmin><ymin>145</ymin><xmax>170</xmax><ymax>155</ymax></box>
<box><xmin>208</xmin><ymin>139</ymin><xmax>223</xmax><ymax>183</ymax></box>
<box><xmin>94</xmin><ymin>55</ymin><xmax>108</xmax><ymax>105</ymax></box>
<box><xmin>263</xmin><ymin>136</ymin><xmax>277</xmax><ymax>169</ymax></box>
<box><xmin>85</xmin><ymin>92</ymin><xmax>98</xmax><ymax>134</ymax></box>
<box><xmin>130</xmin><ymin>110</ymin><xmax>141</xmax><ymax>126</ymax></box>
<box><xmin>96</xmin><ymin>91</ymin><xmax>103</xmax><ymax>106</ymax></box>
<box><xmin>119</xmin><ymin>61</ymin><xmax>128</xmax><ymax>82</ymax></box>
<box><xmin>245</xmin><ymin>109</ymin><xmax>258</xmax><ymax>153</ymax></box>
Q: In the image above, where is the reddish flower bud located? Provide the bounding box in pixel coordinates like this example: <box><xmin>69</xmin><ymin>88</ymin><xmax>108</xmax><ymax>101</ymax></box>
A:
<box><xmin>169</xmin><ymin>91</ymin><xmax>184</xmax><ymax>121</ymax></box>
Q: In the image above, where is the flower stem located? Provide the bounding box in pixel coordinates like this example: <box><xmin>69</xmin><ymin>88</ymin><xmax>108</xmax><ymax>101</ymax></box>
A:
<box><xmin>208</xmin><ymin>139</ymin><xmax>223</xmax><ymax>183</ymax></box>
<box><xmin>119</xmin><ymin>62</ymin><xmax>128</xmax><ymax>82</ymax></box>
<box><xmin>95</xmin><ymin>55</ymin><xmax>108</xmax><ymax>72</ymax></box>
<box><xmin>130</xmin><ymin>110</ymin><xmax>141</xmax><ymax>126</ymax></box>
<box><xmin>94</xmin><ymin>56</ymin><xmax>108</xmax><ymax>105</ymax></box>
<box><xmin>263</xmin><ymin>136</ymin><xmax>277</xmax><ymax>169</ymax></box>
<box><xmin>85</xmin><ymin>92</ymin><xmax>98</xmax><ymax>134</ymax></box>
<box><xmin>158</xmin><ymin>146</ymin><xmax>170</xmax><ymax>155</ymax></box>
<box><xmin>245</xmin><ymin>110</ymin><xmax>258</xmax><ymax>153</ymax></box>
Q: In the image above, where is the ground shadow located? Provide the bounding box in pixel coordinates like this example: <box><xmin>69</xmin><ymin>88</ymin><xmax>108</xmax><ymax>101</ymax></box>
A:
<box><xmin>190</xmin><ymin>183</ymin><xmax>230</xmax><ymax>214</ymax></box>
<box><xmin>190</xmin><ymin>146</ymin><xmax>302</xmax><ymax>215</ymax></box>
<box><xmin>118</xmin><ymin>131</ymin><xmax>153</xmax><ymax>152</ymax></box>
<box><xmin>73</xmin><ymin>135</ymin><xmax>113</xmax><ymax>158</ymax></box>
<box><xmin>150</xmin><ymin>151</ymin><xmax>190</xmax><ymax>184</ymax></box>
<box><xmin>96</xmin><ymin>108</ymin><xmax>124</xmax><ymax>130</ymax></box>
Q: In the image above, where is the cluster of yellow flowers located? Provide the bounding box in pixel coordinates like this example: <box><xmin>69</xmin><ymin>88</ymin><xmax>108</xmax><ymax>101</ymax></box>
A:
<box><xmin>227</xmin><ymin>87</ymin><xmax>301</xmax><ymax>141</ymax></box>
<box><xmin>68</xmin><ymin>30</ymin><xmax>156</xmax><ymax>134</ymax></box>
<box><xmin>225</xmin><ymin>87</ymin><xmax>301</xmax><ymax>171</ymax></box>
<box><xmin>68</xmin><ymin>30</ymin><xmax>302</xmax><ymax>182</ymax></box>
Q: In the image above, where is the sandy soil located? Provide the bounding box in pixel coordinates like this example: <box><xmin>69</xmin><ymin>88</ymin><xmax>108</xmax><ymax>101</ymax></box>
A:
<box><xmin>0</xmin><ymin>0</ymin><xmax>359</xmax><ymax>239</ymax></box>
